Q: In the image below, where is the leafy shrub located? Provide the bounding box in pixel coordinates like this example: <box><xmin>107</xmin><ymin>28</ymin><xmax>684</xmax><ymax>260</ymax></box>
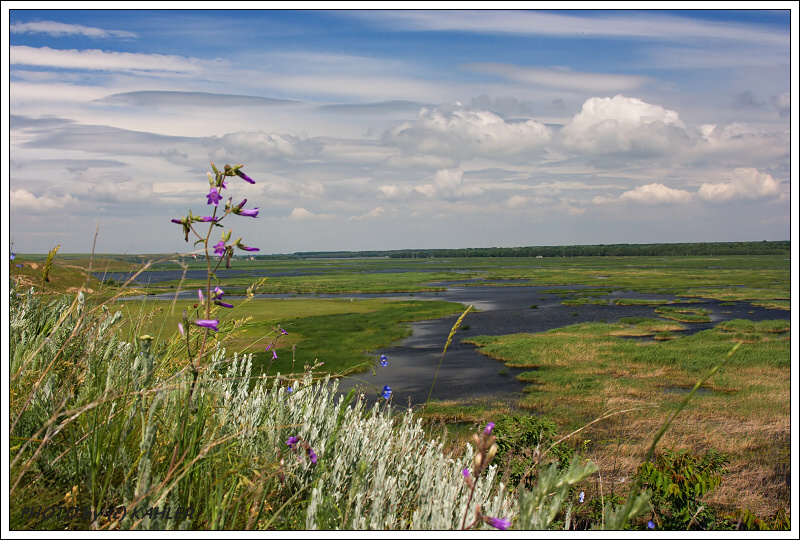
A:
<box><xmin>638</xmin><ymin>448</ymin><xmax>729</xmax><ymax>530</ymax></box>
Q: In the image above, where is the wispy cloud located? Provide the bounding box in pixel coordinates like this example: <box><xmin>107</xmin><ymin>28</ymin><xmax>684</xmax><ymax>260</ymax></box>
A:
<box><xmin>10</xmin><ymin>20</ymin><xmax>137</xmax><ymax>39</ymax></box>
<box><xmin>463</xmin><ymin>63</ymin><xmax>650</xmax><ymax>92</ymax></box>
<box><xmin>10</xmin><ymin>46</ymin><xmax>227</xmax><ymax>74</ymax></box>
<box><xmin>350</xmin><ymin>10</ymin><xmax>787</xmax><ymax>45</ymax></box>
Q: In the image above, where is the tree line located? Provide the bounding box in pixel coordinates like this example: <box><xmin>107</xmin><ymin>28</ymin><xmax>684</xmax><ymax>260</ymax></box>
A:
<box><xmin>256</xmin><ymin>241</ymin><xmax>790</xmax><ymax>260</ymax></box>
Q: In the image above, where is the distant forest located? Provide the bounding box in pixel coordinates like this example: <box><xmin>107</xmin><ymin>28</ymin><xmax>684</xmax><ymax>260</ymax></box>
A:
<box><xmin>259</xmin><ymin>241</ymin><xmax>791</xmax><ymax>260</ymax></box>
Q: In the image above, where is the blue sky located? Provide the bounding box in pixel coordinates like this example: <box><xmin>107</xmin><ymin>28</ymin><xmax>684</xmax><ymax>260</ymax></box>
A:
<box><xmin>4</xmin><ymin>5</ymin><xmax>795</xmax><ymax>255</ymax></box>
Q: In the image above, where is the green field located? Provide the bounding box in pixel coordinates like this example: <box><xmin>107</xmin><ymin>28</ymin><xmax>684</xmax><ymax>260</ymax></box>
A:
<box><xmin>9</xmin><ymin>250</ymin><xmax>792</xmax><ymax>522</ymax></box>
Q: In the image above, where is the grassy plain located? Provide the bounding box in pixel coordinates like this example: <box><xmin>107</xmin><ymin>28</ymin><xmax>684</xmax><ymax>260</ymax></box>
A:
<box><xmin>9</xmin><ymin>252</ymin><xmax>792</xmax><ymax>521</ymax></box>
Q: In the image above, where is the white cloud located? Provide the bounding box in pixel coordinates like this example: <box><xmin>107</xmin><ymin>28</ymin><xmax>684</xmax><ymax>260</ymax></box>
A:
<box><xmin>697</xmin><ymin>168</ymin><xmax>783</xmax><ymax>202</ymax></box>
<box><xmin>618</xmin><ymin>183</ymin><xmax>692</xmax><ymax>205</ymax></box>
<box><xmin>348</xmin><ymin>207</ymin><xmax>384</xmax><ymax>220</ymax></box>
<box><xmin>288</xmin><ymin>207</ymin><xmax>315</xmax><ymax>220</ymax></box>
<box><xmin>465</xmin><ymin>63</ymin><xmax>649</xmax><ymax>93</ymax></box>
<box><xmin>215</xmin><ymin>132</ymin><xmax>323</xmax><ymax>161</ymax></box>
<box><xmin>10</xmin><ymin>189</ymin><xmax>77</xmax><ymax>213</ymax></box>
<box><xmin>561</xmin><ymin>95</ymin><xmax>688</xmax><ymax>156</ymax></box>
<box><xmin>385</xmin><ymin>104</ymin><xmax>550</xmax><ymax>162</ymax></box>
<box><xmin>10</xmin><ymin>21</ymin><xmax>137</xmax><ymax>38</ymax></box>
<box><xmin>771</xmin><ymin>92</ymin><xmax>790</xmax><ymax>117</ymax></box>
<box><xmin>351</xmin><ymin>10</ymin><xmax>786</xmax><ymax>45</ymax></box>
<box><xmin>414</xmin><ymin>169</ymin><xmax>483</xmax><ymax>201</ymax></box>
<box><xmin>10</xmin><ymin>46</ymin><xmax>226</xmax><ymax>74</ymax></box>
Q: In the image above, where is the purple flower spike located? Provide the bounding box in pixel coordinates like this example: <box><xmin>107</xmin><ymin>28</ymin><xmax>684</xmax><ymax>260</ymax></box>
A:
<box><xmin>486</xmin><ymin>516</ymin><xmax>511</xmax><ymax>531</ymax></box>
<box><xmin>207</xmin><ymin>187</ymin><xmax>223</xmax><ymax>206</ymax></box>
<box><xmin>286</xmin><ymin>436</ymin><xmax>299</xmax><ymax>449</ymax></box>
<box><xmin>235</xmin><ymin>170</ymin><xmax>256</xmax><ymax>184</ymax></box>
<box><xmin>193</xmin><ymin>319</ymin><xmax>219</xmax><ymax>332</ymax></box>
<box><xmin>484</xmin><ymin>422</ymin><xmax>495</xmax><ymax>435</ymax></box>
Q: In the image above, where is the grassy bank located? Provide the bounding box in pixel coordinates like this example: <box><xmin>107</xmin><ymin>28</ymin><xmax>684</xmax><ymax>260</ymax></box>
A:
<box><xmin>463</xmin><ymin>318</ymin><xmax>791</xmax><ymax>517</ymax></box>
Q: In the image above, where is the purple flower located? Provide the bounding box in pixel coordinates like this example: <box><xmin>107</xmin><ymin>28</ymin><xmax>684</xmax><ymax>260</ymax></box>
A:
<box><xmin>462</xmin><ymin>468</ymin><xmax>470</xmax><ymax>479</ymax></box>
<box><xmin>212</xmin><ymin>286</ymin><xmax>234</xmax><ymax>308</ymax></box>
<box><xmin>193</xmin><ymin>319</ymin><xmax>219</xmax><ymax>332</ymax></box>
<box><xmin>236</xmin><ymin>242</ymin><xmax>259</xmax><ymax>252</ymax></box>
<box><xmin>484</xmin><ymin>422</ymin><xmax>495</xmax><ymax>435</ymax></box>
<box><xmin>286</xmin><ymin>436</ymin><xmax>299</xmax><ymax>449</ymax></box>
<box><xmin>198</xmin><ymin>289</ymin><xmax>204</xmax><ymax>303</ymax></box>
<box><xmin>272</xmin><ymin>350</ymin><xmax>278</xmax><ymax>360</ymax></box>
<box><xmin>307</xmin><ymin>447</ymin><xmax>318</xmax><ymax>464</ymax></box>
<box><xmin>265</xmin><ymin>344</ymin><xmax>272</xmax><ymax>351</ymax></box>
<box><xmin>486</xmin><ymin>516</ymin><xmax>511</xmax><ymax>531</ymax></box>
<box><xmin>380</xmin><ymin>354</ymin><xmax>388</xmax><ymax>367</ymax></box>
<box><xmin>579</xmin><ymin>491</ymin><xmax>585</xmax><ymax>503</ymax></box>
<box><xmin>194</xmin><ymin>216</ymin><xmax>218</xmax><ymax>222</ymax></box>
<box><xmin>233</xmin><ymin>199</ymin><xmax>259</xmax><ymax>218</ymax></box>
<box><xmin>213</xmin><ymin>240</ymin><xmax>227</xmax><ymax>257</ymax></box>
<box><xmin>647</xmin><ymin>520</ymin><xmax>655</xmax><ymax>530</ymax></box>
<box><xmin>171</xmin><ymin>217</ymin><xmax>191</xmax><ymax>241</ymax></box>
<box><xmin>235</xmin><ymin>170</ymin><xmax>256</xmax><ymax>184</ymax></box>
<box><xmin>178</xmin><ymin>322</ymin><xmax>185</xmax><ymax>337</ymax></box>
<box><xmin>207</xmin><ymin>187</ymin><xmax>223</xmax><ymax>206</ymax></box>
<box><xmin>10</xmin><ymin>253</ymin><xmax>15</xmax><ymax>261</ymax></box>
<box><xmin>381</xmin><ymin>385</ymin><xmax>392</xmax><ymax>400</ymax></box>
<box><xmin>285</xmin><ymin>386</ymin><xmax>293</xmax><ymax>394</ymax></box>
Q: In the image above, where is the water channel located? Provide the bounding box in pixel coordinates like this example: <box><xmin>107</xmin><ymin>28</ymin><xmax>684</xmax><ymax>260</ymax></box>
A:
<box><xmin>117</xmin><ymin>274</ymin><xmax>790</xmax><ymax>408</ymax></box>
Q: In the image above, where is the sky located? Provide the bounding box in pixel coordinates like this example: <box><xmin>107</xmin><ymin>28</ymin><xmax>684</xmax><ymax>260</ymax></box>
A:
<box><xmin>3</xmin><ymin>4</ymin><xmax>796</xmax><ymax>255</ymax></box>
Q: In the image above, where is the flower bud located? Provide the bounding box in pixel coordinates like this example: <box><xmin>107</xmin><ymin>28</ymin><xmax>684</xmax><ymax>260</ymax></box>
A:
<box><xmin>485</xmin><ymin>442</ymin><xmax>498</xmax><ymax>466</ymax></box>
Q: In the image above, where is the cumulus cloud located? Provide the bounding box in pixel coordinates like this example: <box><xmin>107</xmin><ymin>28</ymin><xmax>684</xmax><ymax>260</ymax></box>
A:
<box><xmin>414</xmin><ymin>169</ymin><xmax>483</xmax><ymax>201</ymax></box>
<box><xmin>348</xmin><ymin>207</ymin><xmax>384</xmax><ymax>220</ymax></box>
<box><xmin>561</xmin><ymin>95</ymin><xmax>689</xmax><ymax>156</ymax></box>
<box><xmin>384</xmin><ymin>104</ymin><xmax>550</xmax><ymax>162</ymax></box>
<box><xmin>11</xmin><ymin>189</ymin><xmax>77</xmax><ymax>213</ymax></box>
<box><xmin>10</xmin><ymin>21</ymin><xmax>137</xmax><ymax>38</ymax></box>
<box><xmin>215</xmin><ymin>132</ymin><xmax>323</xmax><ymax>161</ymax></box>
<box><xmin>618</xmin><ymin>183</ymin><xmax>692</xmax><ymax>205</ymax></box>
<box><xmin>697</xmin><ymin>168</ymin><xmax>782</xmax><ymax>202</ymax></box>
<box><xmin>693</xmin><ymin>123</ymin><xmax>789</xmax><ymax>165</ymax></box>
<box><xmin>288</xmin><ymin>207</ymin><xmax>315</xmax><ymax>220</ymax></box>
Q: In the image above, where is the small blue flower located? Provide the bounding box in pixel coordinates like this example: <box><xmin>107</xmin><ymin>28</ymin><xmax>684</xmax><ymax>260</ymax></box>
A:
<box><xmin>10</xmin><ymin>253</ymin><xmax>15</xmax><ymax>261</ymax></box>
<box><xmin>380</xmin><ymin>354</ymin><xmax>388</xmax><ymax>367</ymax></box>
<box><xmin>285</xmin><ymin>386</ymin><xmax>293</xmax><ymax>394</ymax></box>
<box><xmin>381</xmin><ymin>385</ymin><xmax>392</xmax><ymax>399</ymax></box>
<box><xmin>647</xmin><ymin>520</ymin><xmax>655</xmax><ymax>530</ymax></box>
<box><xmin>579</xmin><ymin>491</ymin><xmax>585</xmax><ymax>503</ymax></box>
